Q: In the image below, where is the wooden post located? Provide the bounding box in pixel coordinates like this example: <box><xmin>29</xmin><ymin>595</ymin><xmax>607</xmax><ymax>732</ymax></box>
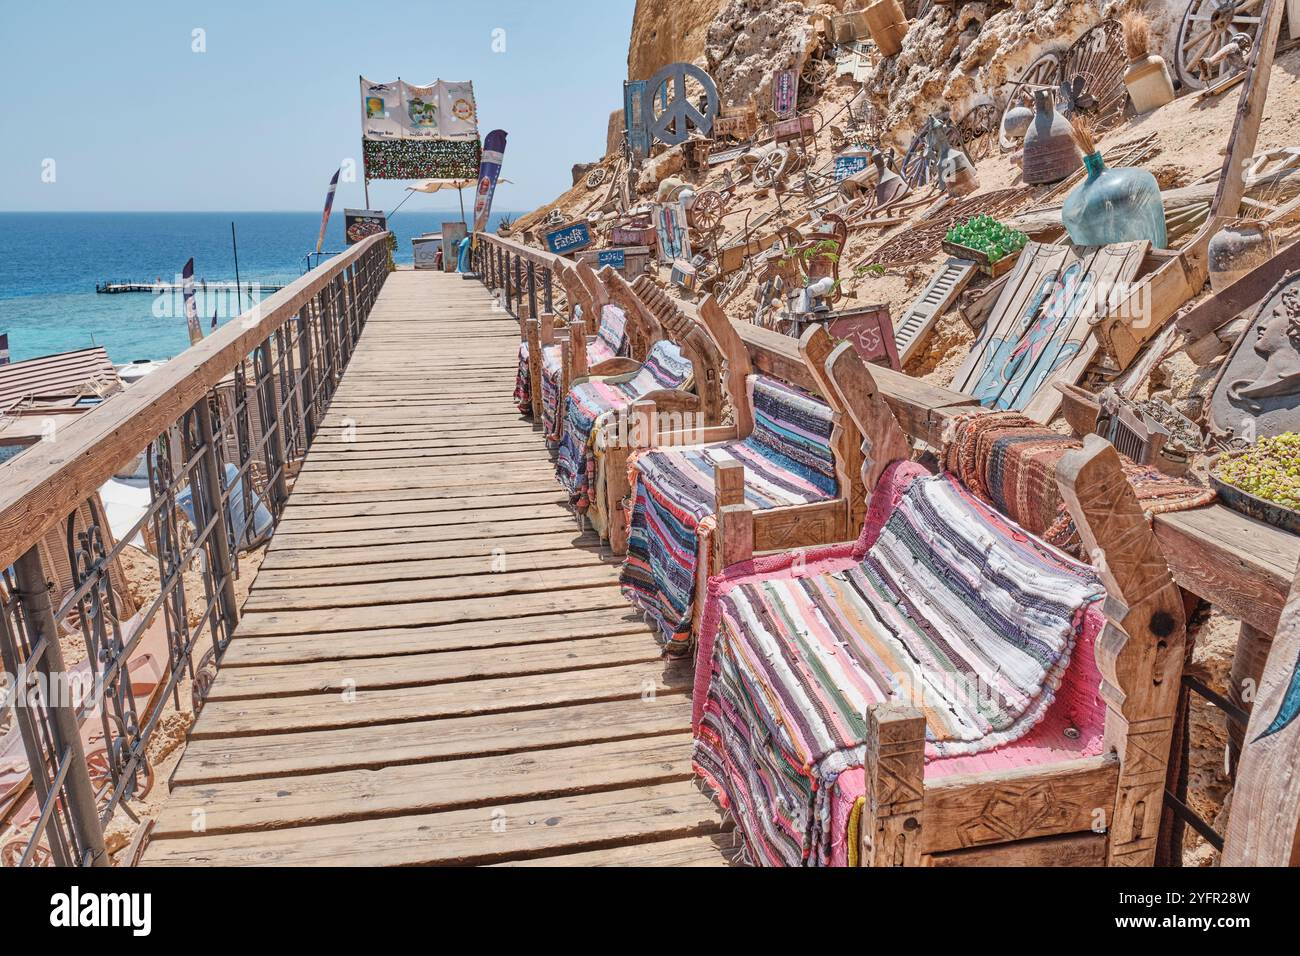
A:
<box><xmin>696</xmin><ymin>296</ymin><xmax>754</xmax><ymax>436</ymax></box>
<box><xmin>714</xmin><ymin>459</ymin><xmax>745</xmax><ymax>509</ymax></box>
<box><xmin>1223</xmin><ymin>554</ymin><xmax>1300</xmax><ymax>865</ymax></box>
<box><xmin>1227</xmin><ymin>622</ymin><xmax>1275</xmax><ymax>774</ymax></box>
<box><xmin>716</xmin><ymin>503</ymin><xmax>755</xmax><ymax>567</ymax></box>
<box><xmin>861</xmin><ymin>703</ymin><xmax>926</xmax><ymax>867</ymax></box>
<box><xmin>1056</xmin><ymin>435</ymin><xmax>1186</xmax><ymax>867</ymax></box>
<box><xmin>605</xmin><ymin>421</ymin><xmax>632</xmax><ymax>555</ymax></box>
<box><xmin>527</xmin><ymin>260</ymin><xmax>538</xmax><ymax>322</ymax></box>
<box><xmin>526</xmin><ymin>318</ymin><xmax>543</xmax><ymax>422</ymax></box>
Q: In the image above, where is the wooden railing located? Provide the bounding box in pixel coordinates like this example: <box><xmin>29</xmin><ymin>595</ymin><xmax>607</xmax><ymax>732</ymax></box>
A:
<box><xmin>472</xmin><ymin>232</ymin><xmax>565</xmax><ymax>320</ymax></box>
<box><xmin>0</xmin><ymin>232</ymin><xmax>389</xmax><ymax>866</ymax></box>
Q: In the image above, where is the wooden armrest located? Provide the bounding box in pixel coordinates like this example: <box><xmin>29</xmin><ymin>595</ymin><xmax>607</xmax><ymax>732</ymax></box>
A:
<box><xmin>589</xmin><ymin>357</ymin><xmax>641</xmax><ymax>377</ymax></box>
<box><xmin>568</xmin><ymin>321</ymin><xmax>588</xmax><ymax>381</ymax></box>
<box><xmin>538</xmin><ymin>311</ymin><xmax>557</xmax><ymax>346</ymax></box>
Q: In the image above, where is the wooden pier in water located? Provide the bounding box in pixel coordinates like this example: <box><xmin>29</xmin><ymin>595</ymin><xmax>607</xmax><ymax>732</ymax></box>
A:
<box><xmin>139</xmin><ymin>270</ymin><xmax>733</xmax><ymax>866</ymax></box>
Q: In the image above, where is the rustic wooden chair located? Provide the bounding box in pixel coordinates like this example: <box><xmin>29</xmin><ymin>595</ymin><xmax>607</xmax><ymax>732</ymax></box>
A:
<box><xmin>612</xmin><ymin>324</ymin><xmax>871</xmax><ymax>658</ymax></box>
<box><xmin>519</xmin><ymin>258</ymin><xmax>662</xmax><ymax>440</ymax></box>
<box><xmin>554</xmin><ymin>272</ymin><xmax>732</xmax><ymax>538</ymax></box>
<box><xmin>700</xmin><ymin>342</ymin><xmax>1186</xmax><ymax>867</ymax></box>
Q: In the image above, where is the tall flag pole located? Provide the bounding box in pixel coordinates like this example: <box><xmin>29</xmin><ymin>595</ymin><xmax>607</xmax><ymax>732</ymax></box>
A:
<box><xmin>316</xmin><ymin>167</ymin><xmax>342</xmax><ymax>255</ymax></box>
<box><xmin>182</xmin><ymin>257</ymin><xmax>202</xmax><ymax>346</ymax></box>
<box><xmin>472</xmin><ymin>129</ymin><xmax>508</xmax><ymax>237</ymax></box>
<box><xmin>0</xmin><ymin>333</ymin><xmax>9</xmax><ymax>365</ymax></box>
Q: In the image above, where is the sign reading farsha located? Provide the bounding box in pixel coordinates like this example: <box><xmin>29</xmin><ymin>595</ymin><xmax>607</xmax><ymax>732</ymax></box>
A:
<box><xmin>545</xmin><ymin>222</ymin><xmax>593</xmax><ymax>255</ymax></box>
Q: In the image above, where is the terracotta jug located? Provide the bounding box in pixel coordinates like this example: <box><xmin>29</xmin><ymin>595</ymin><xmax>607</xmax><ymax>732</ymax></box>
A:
<box><xmin>1208</xmin><ymin>219</ymin><xmax>1275</xmax><ymax>292</ymax></box>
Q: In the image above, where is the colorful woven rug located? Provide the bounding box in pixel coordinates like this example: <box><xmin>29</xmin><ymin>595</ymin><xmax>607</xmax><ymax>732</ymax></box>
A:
<box><xmin>555</xmin><ymin>340</ymin><xmax>693</xmax><ymax>511</ymax></box>
<box><xmin>511</xmin><ymin>303</ymin><xmax>630</xmax><ymax>428</ymax></box>
<box><xmin>941</xmin><ymin>411</ymin><xmax>1215</xmax><ymax>555</ymax></box>
<box><xmin>693</xmin><ymin>461</ymin><xmax>1107</xmax><ymax>866</ymax></box>
<box><xmin>618</xmin><ymin>375</ymin><xmax>838</xmax><ymax>654</ymax></box>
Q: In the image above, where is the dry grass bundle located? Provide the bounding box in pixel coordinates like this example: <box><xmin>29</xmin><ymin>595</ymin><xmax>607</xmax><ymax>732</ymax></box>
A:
<box><xmin>1121</xmin><ymin>11</ymin><xmax>1152</xmax><ymax>61</ymax></box>
<box><xmin>1070</xmin><ymin>115</ymin><xmax>1097</xmax><ymax>156</ymax></box>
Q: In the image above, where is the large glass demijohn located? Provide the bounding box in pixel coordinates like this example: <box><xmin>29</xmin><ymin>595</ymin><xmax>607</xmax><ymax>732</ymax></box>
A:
<box><xmin>1061</xmin><ymin>121</ymin><xmax>1167</xmax><ymax>249</ymax></box>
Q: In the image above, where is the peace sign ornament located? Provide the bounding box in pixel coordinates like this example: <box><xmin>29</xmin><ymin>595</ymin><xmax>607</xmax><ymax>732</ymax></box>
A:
<box><xmin>643</xmin><ymin>62</ymin><xmax>720</xmax><ymax>147</ymax></box>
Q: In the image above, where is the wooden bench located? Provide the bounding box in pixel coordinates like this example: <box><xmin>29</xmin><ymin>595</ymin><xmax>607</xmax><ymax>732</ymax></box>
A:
<box><xmin>709</xmin><ymin>343</ymin><xmax>1187</xmax><ymax>866</ymax></box>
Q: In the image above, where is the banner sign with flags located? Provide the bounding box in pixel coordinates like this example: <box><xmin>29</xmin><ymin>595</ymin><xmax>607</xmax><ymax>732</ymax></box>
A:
<box><xmin>773</xmin><ymin>68</ymin><xmax>799</xmax><ymax>119</ymax></box>
<box><xmin>0</xmin><ymin>333</ymin><xmax>9</xmax><ymax>365</ymax></box>
<box><xmin>182</xmin><ymin>258</ymin><xmax>202</xmax><ymax>346</ymax></box>
<box><xmin>316</xmin><ymin>167</ymin><xmax>341</xmax><ymax>254</ymax></box>
<box><xmin>473</xmin><ymin>130</ymin><xmax>508</xmax><ymax>234</ymax></box>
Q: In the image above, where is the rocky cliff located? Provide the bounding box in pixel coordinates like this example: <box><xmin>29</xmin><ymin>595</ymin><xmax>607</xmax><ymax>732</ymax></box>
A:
<box><xmin>628</xmin><ymin>0</ymin><xmax>728</xmax><ymax>80</ymax></box>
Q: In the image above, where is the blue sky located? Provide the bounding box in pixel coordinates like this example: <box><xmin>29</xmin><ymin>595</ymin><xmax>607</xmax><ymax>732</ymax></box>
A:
<box><xmin>0</xmin><ymin>1</ymin><xmax>634</xmax><ymax>213</ymax></box>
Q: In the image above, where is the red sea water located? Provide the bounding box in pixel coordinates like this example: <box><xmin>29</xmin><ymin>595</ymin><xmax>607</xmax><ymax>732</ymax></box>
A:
<box><xmin>0</xmin><ymin>210</ymin><xmax>519</xmax><ymax>365</ymax></box>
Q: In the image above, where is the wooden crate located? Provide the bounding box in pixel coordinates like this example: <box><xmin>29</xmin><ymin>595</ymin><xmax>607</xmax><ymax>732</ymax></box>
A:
<box><xmin>941</xmin><ymin>239</ymin><xmax>1021</xmax><ymax>278</ymax></box>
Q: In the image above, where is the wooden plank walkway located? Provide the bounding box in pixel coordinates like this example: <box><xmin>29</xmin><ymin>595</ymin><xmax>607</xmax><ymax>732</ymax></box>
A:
<box><xmin>142</xmin><ymin>270</ymin><xmax>733</xmax><ymax>866</ymax></box>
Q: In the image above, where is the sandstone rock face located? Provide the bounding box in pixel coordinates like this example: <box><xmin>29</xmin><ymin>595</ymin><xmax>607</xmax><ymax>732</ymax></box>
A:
<box><xmin>704</xmin><ymin>0</ymin><xmax>822</xmax><ymax>109</ymax></box>
<box><xmin>628</xmin><ymin>0</ymin><xmax>729</xmax><ymax>80</ymax></box>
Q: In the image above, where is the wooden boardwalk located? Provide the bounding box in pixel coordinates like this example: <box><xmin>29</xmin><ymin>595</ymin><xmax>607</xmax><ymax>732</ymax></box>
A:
<box><xmin>142</xmin><ymin>271</ymin><xmax>733</xmax><ymax>866</ymax></box>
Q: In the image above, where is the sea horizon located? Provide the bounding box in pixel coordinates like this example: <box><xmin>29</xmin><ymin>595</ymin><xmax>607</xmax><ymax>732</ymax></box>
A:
<box><xmin>0</xmin><ymin>209</ymin><xmax>526</xmax><ymax>365</ymax></box>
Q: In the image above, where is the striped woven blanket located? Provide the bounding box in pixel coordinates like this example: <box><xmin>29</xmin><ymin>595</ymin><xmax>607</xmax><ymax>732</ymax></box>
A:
<box><xmin>693</xmin><ymin>462</ymin><xmax>1106</xmax><ymax>866</ymax></box>
<box><xmin>555</xmin><ymin>340</ymin><xmax>693</xmax><ymax>511</ymax></box>
<box><xmin>941</xmin><ymin>411</ymin><xmax>1214</xmax><ymax>555</ymax></box>
<box><xmin>619</xmin><ymin>375</ymin><xmax>838</xmax><ymax>653</ymax></box>
<box><xmin>512</xmin><ymin>303</ymin><xmax>629</xmax><ymax>425</ymax></box>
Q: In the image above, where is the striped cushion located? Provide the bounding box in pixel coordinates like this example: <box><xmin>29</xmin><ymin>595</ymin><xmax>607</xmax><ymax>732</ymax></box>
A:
<box><xmin>555</xmin><ymin>341</ymin><xmax>693</xmax><ymax>509</ymax></box>
<box><xmin>512</xmin><ymin>306</ymin><xmax>631</xmax><ymax>425</ymax></box>
<box><xmin>619</xmin><ymin>375</ymin><xmax>838</xmax><ymax>653</ymax></box>
<box><xmin>693</xmin><ymin>464</ymin><xmax>1106</xmax><ymax>866</ymax></box>
<box><xmin>592</xmin><ymin>303</ymin><xmax>629</xmax><ymax>362</ymax></box>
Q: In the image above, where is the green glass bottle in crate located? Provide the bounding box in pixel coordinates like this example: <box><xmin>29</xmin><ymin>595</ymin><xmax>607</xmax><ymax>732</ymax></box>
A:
<box><xmin>1061</xmin><ymin>150</ymin><xmax>1166</xmax><ymax>249</ymax></box>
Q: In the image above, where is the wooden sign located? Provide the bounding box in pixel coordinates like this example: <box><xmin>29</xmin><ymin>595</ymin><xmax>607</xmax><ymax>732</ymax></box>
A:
<box><xmin>578</xmin><ymin>245</ymin><xmax>650</xmax><ymax>279</ymax></box>
<box><xmin>671</xmin><ymin>257</ymin><xmax>697</xmax><ymax>291</ymax></box>
<box><xmin>545</xmin><ymin>222</ymin><xmax>593</xmax><ymax>256</ymax></box>
<box><xmin>773</xmin><ymin>69</ymin><xmax>799</xmax><ymax>120</ymax></box>
<box><xmin>819</xmin><ymin>304</ymin><xmax>899</xmax><ymax>370</ymax></box>
<box><xmin>771</xmin><ymin>114</ymin><xmax>815</xmax><ymax>143</ymax></box>
<box><xmin>834</xmin><ymin>153</ymin><xmax>871</xmax><ymax>182</ymax></box>
<box><xmin>1210</xmin><ymin>272</ymin><xmax>1300</xmax><ymax>442</ymax></box>
<box><xmin>610</xmin><ymin>224</ymin><xmax>657</xmax><ymax>247</ymax></box>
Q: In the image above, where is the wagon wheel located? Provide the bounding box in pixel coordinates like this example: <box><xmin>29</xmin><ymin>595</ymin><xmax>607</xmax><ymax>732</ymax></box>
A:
<box><xmin>953</xmin><ymin>102</ymin><xmax>999</xmax><ymax>165</ymax></box>
<box><xmin>1059</xmin><ymin>19</ymin><xmax>1129</xmax><ymax>132</ymax></box>
<box><xmin>753</xmin><ymin>146</ymin><xmax>791</xmax><ymax>187</ymax></box>
<box><xmin>2</xmin><ymin>838</ymin><xmax>53</xmax><ymax>867</ymax></box>
<box><xmin>901</xmin><ymin>117</ymin><xmax>947</xmax><ymax>189</ymax></box>
<box><xmin>690</xmin><ymin>189</ymin><xmax>726</xmax><ymax>232</ymax></box>
<box><xmin>1175</xmin><ymin>0</ymin><xmax>1265</xmax><ymax>89</ymax></box>
<box><xmin>585</xmin><ymin>166</ymin><xmax>608</xmax><ymax>189</ymax></box>
<box><xmin>86</xmin><ymin>744</ymin><xmax>155</xmax><ymax>810</ymax></box>
<box><xmin>999</xmin><ymin>51</ymin><xmax>1062</xmax><ymax>152</ymax></box>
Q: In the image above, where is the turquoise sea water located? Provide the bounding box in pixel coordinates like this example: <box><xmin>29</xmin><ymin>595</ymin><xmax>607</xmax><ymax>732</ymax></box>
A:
<box><xmin>0</xmin><ymin>210</ymin><xmax>522</xmax><ymax>365</ymax></box>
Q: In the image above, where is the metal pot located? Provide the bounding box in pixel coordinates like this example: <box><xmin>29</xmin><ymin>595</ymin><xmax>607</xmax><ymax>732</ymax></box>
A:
<box><xmin>1021</xmin><ymin>88</ymin><xmax>1081</xmax><ymax>185</ymax></box>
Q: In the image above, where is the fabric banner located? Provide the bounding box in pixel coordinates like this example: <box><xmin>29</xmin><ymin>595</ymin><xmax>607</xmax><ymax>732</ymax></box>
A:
<box><xmin>181</xmin><ymin>258</ymin><xmax>202</xmax><ymax>346</ymax></box>
<box><xmin>0</xmin><ymin>333</ymin><xmax>9</xmax><ymax>365</ymax></box>
<box><xmin>316</xmin><ymin>167</ymin><xmax>341</xmax><ymax>254</ymax></box>
<box><xmin>360</xmin><ymin>77</ymin><xmax>479</xmax><ymax>141</ymax></box>
<box><xmin>472</xmin><ymin>129</ymin><xmax>508</xmax><ymax>234</ymax></box>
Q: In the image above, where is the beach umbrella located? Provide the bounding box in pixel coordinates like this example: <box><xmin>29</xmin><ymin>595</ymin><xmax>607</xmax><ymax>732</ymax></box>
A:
<box><xmin>404</xmin><ymin>177</ymin><xmax>514</xmax><ymax>225</ymax></box>
<box><xmin>406</xmin><ymin>178</ymin><xmax>476</xmax><ymax>224</ymax></box>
